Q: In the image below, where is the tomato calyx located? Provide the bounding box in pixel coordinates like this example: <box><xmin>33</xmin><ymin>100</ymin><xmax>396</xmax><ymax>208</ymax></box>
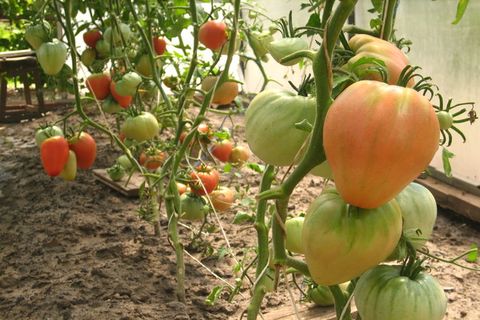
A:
<box><xmin>400</xmin><ymin>254</ymin><xmax>428</xmax><ymax>281</ymax></box>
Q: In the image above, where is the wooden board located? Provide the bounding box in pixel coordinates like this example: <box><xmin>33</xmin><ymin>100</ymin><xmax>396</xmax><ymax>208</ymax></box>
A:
<box><xmin>92</xmin><ymin>169</ymin><xmax>144</xmax><ymax>198</ymax></box>
<box><xmin>416</xmin><ymin>176</ymin><xmax>480</xmax><ymax>223</ymax></box>
<box><xmin>264</xmin><ymin>303</ymin><xmax>357</xmax><ymax>320</ymax></box>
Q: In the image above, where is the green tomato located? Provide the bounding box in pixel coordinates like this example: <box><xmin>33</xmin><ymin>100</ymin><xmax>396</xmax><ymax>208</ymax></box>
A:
<box><xmin>80</xmin><ymin>48</ymin><xmax>97</xmax><ymax>67</ymax></box>
<box><xmin>245</xmin><ymin>90</ymin><xmax>316</xmax><ymax>166</ymax></box>
<box><xmin>180</xmin><ymin>193</ymin><xmax>208</xmax><ymax>221</ymax></box>
<box><xmin>355</xmin><ymin>265</ymin><xmax>447</xmax><ymax>320</ymax></box>
<box><xmin>36</xmin><ymin>39</ymin><xmax>68</xmax><ymax>76</ymax></box>
<box><xmin>303</xmin><ymin>188</ymin><xmax>402</xmax><ymax>285</ymax></box>
<box><xmin>115</xmin><ymin>71</ymin><xmax>143</xmax><ymax>96</ymax></box>
<box><xmin>107</xmin><ymin>164</ymin><xmax>126</xmax><ymax>181</ymax></box>
<box><xmin>135</xmin><ymin>54</ymin><xmax>162</xmax><ymax>77</ymax></box>
<box><xmin>250</xmin><ymin>31</ymin><xmax>273</xmax><ymax>60</ymax></box>
<box><xmin>35</xmin><ymin>125</ymin><xmax>64</xmax><ymax>146</ymax></box>
<box><xmin>268</xmin><ymin>38</ymin><xmax>309</xmax><ymax>66</ymax></box>
<box><xmin>437</xmin><ymin>110</ymin><xmax>454</xmax><ymax>130</ymax></box>
<box><xmin>59</xmin><ymin>150</ymin><xmax>77</xmax><ymax>181</ymax></box>
<box><xmin>116</xmin><ymin>155</ymin><xmax>133</xmax><ymax>170</ymax></box>
<box><xmin>309</xmin><ymin>160</ymin><xmax>333</xmax><ymax>179</ymax></box>
<box><xmin>285</xmin><ymin>216</ymin><xmax>304</xmax><ymax>254</ymax></box>
<box><xmin>101</xmin><ymin>97</ymin><xmax>122</xmax><ymax>114</ymax></box>
<box><xmin>95</xmin><ymin>39</ymin><xmax>111</xmax><ymax>59</ymax></box>
<box><xmin>25</xmin><ymin>20</ymin><xmax>51</xmax><ymax>50</ymax></box>
<box><xmin>104</xmin><ymin>23</ymin><xmax>132</xmax><ymax>45</ymax></box>
<box><xmin>388</xmin><ymin>182</ymin><xmax>437</xmax><ymax>260</ymax></box>
<box><xmin>307</xmin><ymin>282</ymin><xmax>349</xmax><ymax>306</ymax></box>
<box><xmin>121</xmin><ymin>112</ymin><xmax>160</xmax><ymax>142</ymax></box>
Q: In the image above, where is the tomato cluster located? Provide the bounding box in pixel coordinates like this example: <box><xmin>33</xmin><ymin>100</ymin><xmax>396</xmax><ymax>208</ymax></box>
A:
<box><xmin>36</xmin><ymin>127</ymin><xmax>96</xmax><ymax>181</ymax></box>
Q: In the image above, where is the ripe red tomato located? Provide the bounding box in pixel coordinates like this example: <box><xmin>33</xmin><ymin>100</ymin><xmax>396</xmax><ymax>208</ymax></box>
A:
<box><xmin>198</xmin><ymin>20</ymin><xmax>228</xmax><ymax>50</ymax></box>
<box><xmin>209</xmin><ymin>186</ymin><xmax>235</xmax><ymax>212</ymax></box>
<box><xmin>40</xmin><ymin>136</ymin><xmax>70</xmax><ymax>177</ymax></box>
<box><xmin>189</xmin><ymin>166</ymin><xmax>219</xmax><ymax>196</ymax></box>
<box><xmin>68</xmin><ymin>132</ymin><xmax>97</xmax><ymax>170</ymax></box>
<box><xmin>86</xmin><ymin>73</ymin><xmax>111</xmax><ymax>100</ymax></box>
<box><xmin>229</xmin><ymin>145</ymin><xmax>250</xmax><ymax>166</ymax></box>
<box><xmin>83</xmin><ymin>29</ymin><xmax>102</xmax><ymax>48</ymax></box>
<box><xmin>110</xmin><ymin>81</ymin><xmax>132</xmax><ymax>108</ymax></box>
<box><xmin>139</xmin><ymin>149</ymin><xmax>166</xmax><ymax>170</ymax></box>
<box><xmin>211</xmin><ymin>140</ymin><xmax>233</xmax><ymax>162</ymax></box>
<box><xmin>323</xmin><ymin>80</ymin><xmax>439</xmax><ymax>209</ymax></box>
<box><xmin>152</xmin><ymin>36</ymin><xmax>167</xmax><ymax>55</ymax></box>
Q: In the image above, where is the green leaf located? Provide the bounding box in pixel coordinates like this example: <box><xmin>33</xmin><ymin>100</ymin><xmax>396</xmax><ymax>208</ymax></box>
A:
<box><xmin>452</xmin><ymin>0</ymin><xmax>469</xmax><ymax>25</ymax></box>
<box><xmin>223</xmin><ymin>162</ymin><xmax>233</xmax><ymax>173</ymax></box>
<box><xmin>233</xmin><ymin>211</ymin><xmax>255</xmax><ymax>224</ymax></box>
<box><xmin>305</xmin><ymin>13</ymin><xmax>321</xmax><ymax>36</ymax></box>
<box><xmin>466</xmin><ymin>244</ymin><xmax>478</xmax><ymax>263</ymax></box>
<box><xmin>442</xmin><ymin>147</ymin><xmax>455</xmax><ymax>177</ymax></box>
<box><xmin>371</xmin><ymin>0</ymin><xmax>384</xmax><ymax>13</ymax></box>
<box><xmin>205</xmin><ymin>285</ymin><xmax>224</xmax><ymax>306</ymax></box>
<box><xmin>246</xmin><ymin>162</ymin><xmax>265</xmax><ymax>173</ymax></box>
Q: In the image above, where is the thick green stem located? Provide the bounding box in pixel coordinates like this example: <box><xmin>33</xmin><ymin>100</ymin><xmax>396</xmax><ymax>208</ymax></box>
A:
<box><xmin>321</xmin><ymin>0</ymin><xmax>335</xmax><ymax>28</ymax></box>
<box><xmin>380</xmin><ymin>0</ymin><xmax>398</xmax><ymax>41</ymax></box>
<box><xmin>165</xmin><ymin>185</ymin><xmax>186</xmax><ymax>302</ymax></box>
<box><xmin>246</xmin><ymin>165</ymin><xmax>275</xmax><ymax>320</ymax></box>
<box><xmin>272</xmin><ymin>198</ymin><xmax>289</xmax><ymax>266</ymax></box>
<box><xmin>254</xmin><ymin>165</ymin><xmax>276</xmax><ymax>277</ymax></box>
<box><xmin>329</xmin><ymin>285</ymin><xmax>352</xmax><ymax>320</ymax></box>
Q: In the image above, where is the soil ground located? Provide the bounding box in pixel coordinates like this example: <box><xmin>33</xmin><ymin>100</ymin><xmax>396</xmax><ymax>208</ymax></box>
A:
<box><xmin>0</xmin><ymin>104</ymin><xmax>479</xmax><ymax>320</ymax></box>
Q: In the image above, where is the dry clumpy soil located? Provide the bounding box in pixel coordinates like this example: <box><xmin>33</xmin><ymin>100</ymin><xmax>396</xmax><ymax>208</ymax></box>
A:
<box><xmin>0</xmin><ymin>106</ymin><xmax>479</xmax><ymax>320</ymax></box>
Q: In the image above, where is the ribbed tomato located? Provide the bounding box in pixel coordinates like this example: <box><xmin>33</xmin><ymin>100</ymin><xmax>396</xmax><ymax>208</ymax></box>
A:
<box><xmin>40</xmin><ymin>136</ymin><xmax>70</xmax><ymax>177</ymax></box>
<box><xmin>180</xmin><ymin>193</ymin><xmax>208</xmax><ymax>221</ymax></box>
<box><xmin>323</xmin><ymin>80</ymin><xmax>440</xmax><ymax>209</ymax></box>
<box><xmin>355</xmin><ymin>265</ymin><xmax>447</xmax><ymax>320</ymax></box>
<box><xmin>245</xmin><ymin>90</ymin><xmax>316</xmax><ymax>166</ymax></box>
<box><xmin>36</xmin><ymin>39</ymin><xmax>68</xmax><ymax>76</ymax></box>
<box><xmin>68</xmin><ymin>132</ymin><xmax>97</xmax><ymax>170</ymax></box>
<box><xmin>139</xmin><ymin>149</ymin><xmax>166</xmax><ymax>170</ymax></box>
<box><xmin>302</xmin><ymin>188</ymin><xmax>402</xmax><ymax>285</ymax></box>
<box><xmin>347</xmin><ymin>34</ymin><xmax>411</xmax><ymax>85</ymax></box>
<box><xmin>189</xmin><ymin>166</ymin><xmax>219</xmax><ymax>196</ymax></box>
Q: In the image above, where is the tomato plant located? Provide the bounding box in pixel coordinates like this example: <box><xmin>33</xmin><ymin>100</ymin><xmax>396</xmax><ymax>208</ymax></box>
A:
<box><xmin>40</xmin><ymin>136</ymin><xmax>70</xmax><ymax>177</ymax></box>
<box><xmin>68</xmin><ymin>132</ymin><xmax>97</xmax><ymax>170</ymax></box>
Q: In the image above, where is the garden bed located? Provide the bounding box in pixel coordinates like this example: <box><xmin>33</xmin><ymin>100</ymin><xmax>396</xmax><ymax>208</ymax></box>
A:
<box><xmin>0</xmin><ymin>107</ymin><xmax>479</xmax><ymax>319</ymax></box>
